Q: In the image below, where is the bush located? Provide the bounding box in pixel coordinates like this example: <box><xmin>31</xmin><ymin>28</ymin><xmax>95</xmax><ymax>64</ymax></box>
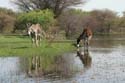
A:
<box><xmin>15</xmin><ymin>9</ymin><xmax>55</xmax><ymax>31</ymax></box>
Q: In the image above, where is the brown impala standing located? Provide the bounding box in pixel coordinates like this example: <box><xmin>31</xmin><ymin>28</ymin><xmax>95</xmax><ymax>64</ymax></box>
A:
<box><xmin>28</xmin><ymin>23</ymin><xmax>46</xmax><ymax>47</ymax></box>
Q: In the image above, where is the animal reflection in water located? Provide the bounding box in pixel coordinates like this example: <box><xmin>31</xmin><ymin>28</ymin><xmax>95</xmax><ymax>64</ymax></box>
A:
<box><xmin>76</xmin><ymin>48</ymin><xmax>92</xmax><ymax>68</ymax></box>
<box><xmin>28</xmin><ymin>23</ymin><xmax>46</xmax><ymax>47</ymax></box>
<box><xmin>27</xmin><ymin>56</ymin><xmax>77</xmax><ymax>78</ymax></box>
<box><xmin>27</xmin><ymin>56</ymin><xmax>42</xmax><ymax>77</ymax></box>
<box><xmin>76</xmin><ymin>25</ymin><xmax>92</xmax><ymax>67</ymax></box>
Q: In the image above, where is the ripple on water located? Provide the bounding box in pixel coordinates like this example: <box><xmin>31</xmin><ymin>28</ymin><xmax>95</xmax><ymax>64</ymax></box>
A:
<box><xmin>0</xmin><ymin>40</ymin><xmax>125</xmax><ymax>83</ymax></box>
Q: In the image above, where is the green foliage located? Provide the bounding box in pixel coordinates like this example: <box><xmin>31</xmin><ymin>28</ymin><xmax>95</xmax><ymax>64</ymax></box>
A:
<box><xmin>17</xmin><ymin>9</ymin><xmax>55</xmax><ymax>30</ymax></box>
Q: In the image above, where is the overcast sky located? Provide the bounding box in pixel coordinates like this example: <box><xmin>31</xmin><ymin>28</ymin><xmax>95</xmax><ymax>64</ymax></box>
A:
<box><xmin>0</xmin><ymin>0</ymin><xmax>16</xmax><ymax>10</ymax></box>
<box><xmin>78</xmin><ymin>0</ymin><xmax>125</xmax><ymax>16</ymax></box>
<box><xmin>0</xmin><ymin>0</ymin><xmax>125</xmax><ymax>16</ymax></box>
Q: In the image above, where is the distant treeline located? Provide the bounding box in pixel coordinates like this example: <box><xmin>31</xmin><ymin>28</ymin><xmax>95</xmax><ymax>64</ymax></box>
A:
<box><xmin>0</xmin><ymin>0</ymin><xmax>125</xmax><ymax>39</ymax></box>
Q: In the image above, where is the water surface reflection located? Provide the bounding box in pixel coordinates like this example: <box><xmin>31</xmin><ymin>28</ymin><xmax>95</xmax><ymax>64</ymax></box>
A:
<box><xmin>76</xmin><ymin>48</ymin><xmax>92</xmax><ymax>68</ymax></box>
<box><xmin>0</xmin><ymin>35</ymin><xmax>125</xmax><ymax>83</ymax></box>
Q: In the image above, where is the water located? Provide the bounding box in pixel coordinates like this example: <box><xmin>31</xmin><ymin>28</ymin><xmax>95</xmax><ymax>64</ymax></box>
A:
<box><xmin>0</xmin><ymin>35</ymin><xmax>125</xmax><ymax>83</ymax></box>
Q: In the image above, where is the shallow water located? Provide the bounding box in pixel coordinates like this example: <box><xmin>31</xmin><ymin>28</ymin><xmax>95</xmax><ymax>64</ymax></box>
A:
<box><xmin>0</xmin><ymin>35</ymin><xmax>125</xmax><ymax>83</ymax></box>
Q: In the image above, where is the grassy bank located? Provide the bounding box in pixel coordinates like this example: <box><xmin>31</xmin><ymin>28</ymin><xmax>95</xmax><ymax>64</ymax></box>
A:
<box><xmin>0</xmin><ymin>35</ymin><xmax>75</xmax><ymax>57</ymax></box>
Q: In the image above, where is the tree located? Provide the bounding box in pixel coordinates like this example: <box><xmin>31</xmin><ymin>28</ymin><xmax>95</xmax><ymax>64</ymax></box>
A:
<box><xmin>12</xmin><ymin>0</ymin><xmax>87</xmax><ymax>18</ymax></box>
<box><xmin>0</xmin><ymin>7</ymin><xmax>16</xmax><ymax>33</ymax></box>
<box><xmin>58</xmin><ymin>9</ymin><xmax>90</xmax><ymax>38</ymax></box>
<box><xmin>117</xmin><ymin>13</ymin><xmax>125</xmax><ymax>33</ymax></box>
<box><xmin>14</xmin><ymin>9</ymin><xmax>55</xmax><ymax>32</ymax></box>
<box><xmin>90</xmin><ymin>9</ymin><xmax>117</xmax><ymax>33</ymax></box>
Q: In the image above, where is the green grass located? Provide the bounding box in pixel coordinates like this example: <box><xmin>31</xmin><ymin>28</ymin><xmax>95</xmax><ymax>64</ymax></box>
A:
<box><xmin>0</xmin><ymin>35</ymin><xmax>75</xmax><ymax>57</ymax></box>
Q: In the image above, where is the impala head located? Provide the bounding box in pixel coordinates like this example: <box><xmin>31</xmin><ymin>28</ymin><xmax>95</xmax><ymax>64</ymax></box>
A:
<box><xmin>28</xmin><ymin>28</ymin><xmax>32</xmax><ymax>35</ymax></box>
<box><xmin>27</xmin><ymin>24</ymin><xmax>36</xmax><ymax>36</ymax></box>
<box><xmin>26</xmin><ymin>23</ymin><xmax>32</xmax><ymax>35</ymax></box>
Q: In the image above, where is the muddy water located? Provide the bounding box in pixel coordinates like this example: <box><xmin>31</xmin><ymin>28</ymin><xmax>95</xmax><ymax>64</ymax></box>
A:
<box><xmin>0</xmin><ymin>35</ymin><xmax>125</xmax><ymax>83</ymax></box>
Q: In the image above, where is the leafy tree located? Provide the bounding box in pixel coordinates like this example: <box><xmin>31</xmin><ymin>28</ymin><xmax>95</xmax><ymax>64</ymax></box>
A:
<box><xmin>15</xmin><ymin>9</ymin><xmax>55</xmax><ymax>32</ymax></box>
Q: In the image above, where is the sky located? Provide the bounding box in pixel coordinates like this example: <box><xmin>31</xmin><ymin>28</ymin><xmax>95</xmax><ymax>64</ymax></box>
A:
<box><xmin>0</xmin><ymin>0</ymin><xmax>17</xmax><ymax>11</ymax></box>
<box><xmin>77</xmin><ymin>0</ymin><xmax>125</xmax><ymax>16</ymax></box>
<box><xmin>0</xmin><ymin>0</ymin><xmax>13</xmax><ymax>9</ymax></box>
<box><xmin>0</xmin><ymin>0</ymin><xmax>125</xmax><ymax>16</ymax></box>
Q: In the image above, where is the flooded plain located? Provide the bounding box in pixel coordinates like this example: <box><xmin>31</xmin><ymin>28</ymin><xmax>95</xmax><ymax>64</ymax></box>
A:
<box><xmin>0</xmin><ymin>35</ymin><xmax>125</xmax><ymax>83</ymax></box>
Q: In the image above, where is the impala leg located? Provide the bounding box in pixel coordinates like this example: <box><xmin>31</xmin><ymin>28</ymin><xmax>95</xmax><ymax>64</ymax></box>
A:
<box><xmin>32</xmin><ymin>38</ymin><xmax>35</xmax><ymax>46</ymax></box>
<box><xmin>35</xmin><ymin>34</ymin><xmax>39</xmax><ymax>47</ymax></box>
<box><xmin>38</xmin><ymin>35</ymin><xmax>41</xmax><ymax>46</ymax></box>
<box><xmin>86</xmin><ymin>38</ymin><xmax>89</xmax><ymax>52</ymax></box>
<box><xmin>77</xmin><ymin>38</ymin><xmax>80</xmax><ymax>47</ymax></box>
<box><xmin>84</xmin><ymin>39</ymin><xmax>86</xmax><ymax>53</ymax></box>
<box><xmin>87</xmin><ymin>35</ymin><xmax>92</xmax><ymax>51</ymax></box>
<box><xmin>84</xmin><ymin>38</ymin><xmax>88</xmax><ymax>54</ymax></box>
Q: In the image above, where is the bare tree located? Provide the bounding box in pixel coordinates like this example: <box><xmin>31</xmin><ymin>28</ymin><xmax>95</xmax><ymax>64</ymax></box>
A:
<box><xmin>58</xmin><ymin>9</ymin><xmax>87</xmax><ymax>38</ymax></box>
<box><xmin>90</xmin><ymin>9</ymin><xmax>117</xmax><ymax>33</ymax></box>
<box><xmin>12</xmin><ymin>0</ymin><xmax>87</xmax><ymax>17</ymax></box>
<box><xmin>0</xmin><ymin>8</ymin><xmax>16</xmax><ymax>33</ymax></box>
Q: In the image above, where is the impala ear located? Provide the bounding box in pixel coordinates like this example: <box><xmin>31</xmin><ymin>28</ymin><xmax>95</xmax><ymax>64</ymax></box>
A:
<box><xmin>26</xmin><ymin>23</ymin><xmax>32</xmax><ymax>28</ymax></box>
